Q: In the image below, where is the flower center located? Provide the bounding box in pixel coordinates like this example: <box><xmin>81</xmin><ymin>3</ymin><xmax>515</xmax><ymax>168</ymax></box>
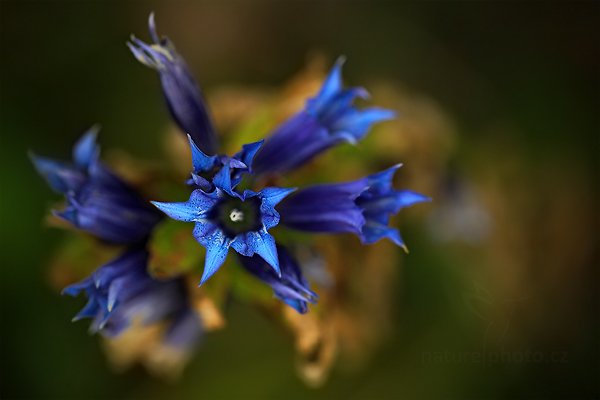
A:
<box><xmin>214</xmin><ymin>197</ymin><xmax>261</xmax><ymax>237</ymax></box>
<box><xmin>229</xmin><ymin>209</ymin><xmax>244</xmax><ymax>222</ymax></box>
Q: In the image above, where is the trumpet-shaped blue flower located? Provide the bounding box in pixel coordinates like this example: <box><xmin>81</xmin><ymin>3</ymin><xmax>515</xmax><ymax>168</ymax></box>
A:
<box><xmin>152</xmin><ymin>165</ymin><xmax>295</xmax><ymax>284</ymax></box>
<box><xmin>128</xmin><ymin>14</ymin><xmax>217</xmax><ymax>155</ymax></box>
<box><xmin>30</xmin><ymin>128</ymin><xmax>161</xmax><ymax>244</ymax></box>
<box><xmin>64</xmin><ymin>248</ymin><xmax>202</xmax><ymax>349</ymax></box>
<box><xmin>279</xmin><ymin>165</ymin><xmax>430</xmax><ymax>250</ymax></box>
<box><xmin>238</xmin><ymin>245</ymin><xmax>318</xmax><ymax>314</ymax></box>
<box><xmin>186</xmin><ymin>135</ymin><xmax>263</xmax><ymax>192</ymax></box>
<box><xmin>253</xmin><ymin>58</ymin><xmax>396</xmax><ymax>175</ymax></box>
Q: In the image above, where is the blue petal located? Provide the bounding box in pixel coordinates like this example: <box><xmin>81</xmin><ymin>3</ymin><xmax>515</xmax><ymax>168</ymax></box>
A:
<box><xmin>257</xmin><ymin>187</ymin><xmax>295</xmax><ymax>229</ymax></box>
<box><xmin>52</xmin><ymin>207</ymin><xmax>78</xmax><ymax>226</ymax></box>
<box><xmin>308</xmin><ymin>56</ymin><xmax>345</xmax><ymax>111</ymax></box>
<box><xmin>259</xmin><ymin>205</ymin><xmax>280</xmax><ymax>230</ymax></box>
<box><xmin>93</xmin><ymin>249</ymin><xmax>146</xmax><ymax>288</ymax></box>
<box><xmin>190</xmin><ymin>173</ymin><xmax>213</xmax><ymax>192</ymax></box>
<box><xmin>66</xmin><ymin>182</ymin><xmax>161</xmax><ymax>244</ymax></box>
<box><xmin>29</xmin><ymin>153</ymin><xmax>85</xmax><ymax>193</ymax></box>
<box><xmin>396</xmin><ymin>190</ymin><xmax>432</xmax><ymax>208</ymax></box>
<box><xmin>87</xmin><ymin>161</ymin><xmax>130</xmax><ymax>190</ymax></box>
<box><xmin>256</xmin><ymin>239</ymin><xmax>281</xmax><ymax>274</ymax></box>
<box><xmin>127</xmin><ymin>38</ymin><xmax>168</xmax><ymax>69</ymax></box>
<box><xmin>232</xmin><ymin>230</ymin><xmax>280</xmax><ymax>276</ymax></box>
<box><xmin>148</xmin><ymin>12</ymin><xmax>160</xmax><ymax>43</ymax></box>
<box><xmin>253</xmin><ymin>113</ymin><xmax>332</xmax><ymax>174</ymax></box>
<box><xmin>150</xmin><ymin>200</ymin><xmax>198</xmax><ymax>221</ymax></box>
<box><xmin>188</xmin><ymin>134</ymin><xmax>218</xmax><ymax>172</ymax></box>
<box><xmin>107</xmin><ymin>277</ymin><xmax>126</xmax><ymax>312</ymax></box>
<box><xmin>73</xmin><ymin>126</ymin><xmax>100</xmax><ymax>171</ymax></box>
<box><xmin>200</xmin><ymin>230</ymin><xmax>231</xmax><ymax>285</ymax></box>
<box><xmin>234</xmin><ymin>139</ymin><xmax>264</xmax><ymax>172</ymax></box>
<box><xmin>227</xmin><ymin>158</ymin><xmax>247</xmax><ymax>169</ymax></box>
<box><xmin>62</xmin><ymin>278</ymin><xmax>93</xmax><ymax>297</ymax></box>
<box><xmin>318</xmin><ymin>87</ymin><xmax>369</xmax><ymax>123</ymax></box>
<box><xmin>151</xmin><ymin>189</ymin><xmax>218</xmax><ymax>222</ymax></box>
<box><xmin>72</xmin><ymin>299</ymin><xmax>102</xmax><ymax>321</ymax></box>
<box><xmin>361</xmin><ymin>220</ymin><xmax>407</xmax><ymax>251</ymax></box>
<box><xmin>258</xmin><ymin>187</ymin><xmax>296</xmax><ymax>208</ymax></box>
<box><xmin>212</xmin><ymin>164</ymin><xmax>237</xmax><ymax>196</ymax></box>
<box><xmin>279</xmin><ymin>298</ymin><xmax>308</xmax><ymax>314</ymax></box>
<box><xmin>366</xmin><ymin>164</ymin><xmax>402</xmax><ymax>194</ymax></box>
<box><xmin>332</xmin><ymin>107</ymin><xmax>396</xmax><ymax>140</ymax></box>
<box><xmin>191</xmin><ymin>220</ymin><xmax>220</xmax><ymax>244</ymax></box>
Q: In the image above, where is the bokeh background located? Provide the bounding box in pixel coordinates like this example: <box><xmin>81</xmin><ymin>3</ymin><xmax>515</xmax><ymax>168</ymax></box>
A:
<box><xmin>1</xmin><ymin>1</ymin><xmax>598</xmax><ymax>399</ymax></box>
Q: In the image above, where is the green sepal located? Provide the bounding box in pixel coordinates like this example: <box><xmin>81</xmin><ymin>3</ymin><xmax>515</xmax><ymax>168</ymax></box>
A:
<box><xmin>147</xmin><ymin>219</ymin><xmax>204</xmax><ymax>278</ymax></box>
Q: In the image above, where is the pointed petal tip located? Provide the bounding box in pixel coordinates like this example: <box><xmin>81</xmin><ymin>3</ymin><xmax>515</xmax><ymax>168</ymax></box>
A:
<box><xmin>198</xmin><ymin>268</ymin><xmax>215</xmax><ymax>286</ymax></box>
<box><xmin>335</xmin><ymin>55</ymin><xmax>347</xmax><ymax>68</ymax></box>
<box><xmin>87</xmin><ymin>124</ymin><xmax>101</xmax><ymax>136</ymax></box>
<box><xmin>390</xmin><ymin>234</ymin><xmax>409</xmax><ymax>253</ymax></box>
<box><xmin>150</xmin><ymin>199</ymin><xmax>201</xmax><ymax>222</ymax></box>
<box><xmin>198</xmin><ymin>261</ymin><xmax>217</xmax><ymax>286</ymax></box>
<box><xmin>150</xmin><ymin>200</ymin><xmax>181</xmax><ymax>218</ymax></box>
<box><xmin>198</xmin><ymin>275</ymin><xmax>209</xmax><ymax>286</ymax></box>
<box><xmin>52</xmin><ymin>208</ymin><xmax>77</xmax><ymax>224</ymax></box>
<box><xmin>125</xmin><ymin>40</ymin><xmax>137</xmax><ymax>52</ymax></box>
<box><xmin>337</xmin><ymin>132</ymin><xmax>359</xmax><ymax>145</ymax></box>
<box><xmin>396</xmin><ymin>190</ymin><xmax>432</xmax><ymax>208</ymax></box>
<box><xmin>27</xmin><ymin>150</ymin><xmax>40</xmax><ymax>165</ymax></box>
<box><xmin>148</xmin><ymin>12</ymin><xmax>159</xmax><ymax>43</ymax></box>
<box><xmin>267</xmin><ymin>255</ymin><xmax>281</xmax><ymax>277</ymax></box>
<box><xmin>73</xmin><ymin>127</ymin><xmax>100</xmax><ymax>169</ymax></box>
<box><xmin>284</xmin><ymin>187</ymin><xmax>297</xmax><ymax>196</ymax></box>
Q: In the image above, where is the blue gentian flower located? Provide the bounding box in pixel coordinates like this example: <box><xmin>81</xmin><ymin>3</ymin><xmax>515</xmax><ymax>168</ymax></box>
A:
<box><xmin>30</xmin><ymin>128</ymin><xmax>161</xmax><ymax>244</ymax></box>
<box><xmin>64</xmin><ymin>247</ymin><xmax>202</xmax><ymax>349</ymax></box>
<box><xmin>128</xmin><ymin>14</ymin><xmax>217</xmax><ymax>155</ymax></box>
<box><xmin>151</xmin><ymin>165</ymin><xmax>295</xmax><ymax>284</ymax></box>
<box><xmin>253</xmin><ymin>58</ymin><xmax>396</xmax><ymax>175</ymax></box>
<box><xmin>186</xmin><ymin>135</ymin><xmax>263</xmax><ymax>192</ymax></box>
<box><xmin>238</xmin><ymin>245</ymin><xmax>318</xmax><ymax>314</ymax></box>
<box><xmin>279</xmin><ymin>165</ymin><xmax>430</xmax><ymax>251</ymax></box>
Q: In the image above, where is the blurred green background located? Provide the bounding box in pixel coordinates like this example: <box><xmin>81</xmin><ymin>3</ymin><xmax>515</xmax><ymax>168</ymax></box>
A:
<box><xmin>1</xmin><ymin>1</ymin><xmax>598</xmax><ymax>399</ymax></box>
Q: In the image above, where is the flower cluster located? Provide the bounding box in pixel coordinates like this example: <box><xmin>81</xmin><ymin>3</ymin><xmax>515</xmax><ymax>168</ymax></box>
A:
<box><xmin>32</xmin><ymin>13</ymin><xmax>429</xmax><ymax>374</ymax></box>
<box><xmin>31</xmin><ymin>127</ymin><xmax>201</xmax><ymax>352</ymax></box>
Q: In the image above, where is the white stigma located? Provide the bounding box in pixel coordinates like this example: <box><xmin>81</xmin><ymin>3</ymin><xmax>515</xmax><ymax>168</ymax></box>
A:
<box><xmin>229</xmin><ymin>209</ymin><xmax>244</xmax><ymax>222</ymax></box>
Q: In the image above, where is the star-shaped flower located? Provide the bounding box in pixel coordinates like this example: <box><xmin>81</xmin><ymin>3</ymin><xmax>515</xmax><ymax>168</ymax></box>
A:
<box><xmin>152</xmin><ymin>165</ymin><xmax>295</xmax><ymax>284</ymax></box>
<box><xmin>185</xmin><ymin>135</ymin><xmax>263</xmax><ymax>192</ymax></box>
<box><xmin>64</xmin><ymin>248</ymin><xmax>202</xmax><ymax>349</ymax></box>
<box><xmin>30</xmin><ymin>127</ymin><xmax>161</xmax><ymax>244</ymax></box>
<box><xmin>253</xmin><ymin>57</ymin><xmax>396</xmax><ymax>175</ymax></box>
<box><xmin>279</xmin><ymin>165</ymin><xmax>430</xmax><ymax>250</ymax></box>
<box><xmin>128</xmin><ymin>13</ymin><xmax>217</xmax><ymax>154</ymax></box>
<box><xmin>238</xmin><ymin>245</ymin><xmax>318</xmax><ymax>314</ymax></box>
